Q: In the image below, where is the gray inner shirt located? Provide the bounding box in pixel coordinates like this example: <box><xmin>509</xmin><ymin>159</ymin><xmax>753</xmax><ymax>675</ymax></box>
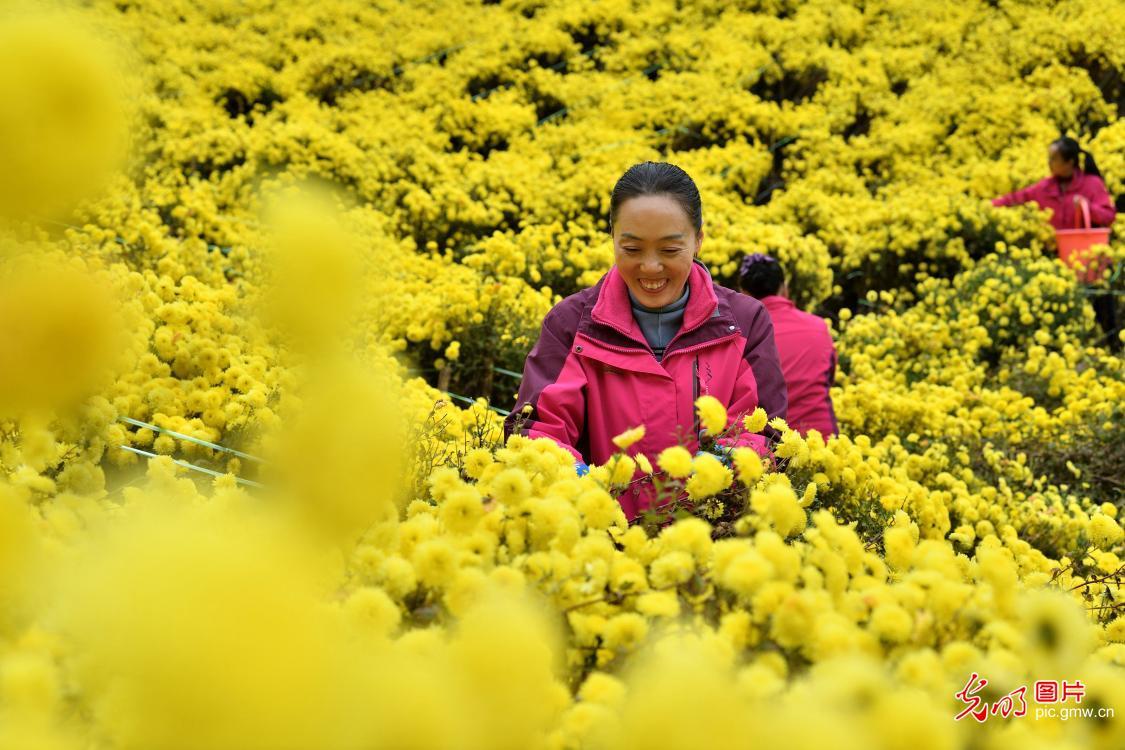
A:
<box><xmin>628</xmin><ymin>282</ymin><xmax>690</xmax><ymax>361</ymax></box>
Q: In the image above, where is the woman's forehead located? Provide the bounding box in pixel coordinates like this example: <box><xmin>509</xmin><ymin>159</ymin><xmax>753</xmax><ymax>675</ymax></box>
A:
<box><xmin>614</xmin><ymin>195</ymin><xmax>693</xmax><ymax>234</ymax></box>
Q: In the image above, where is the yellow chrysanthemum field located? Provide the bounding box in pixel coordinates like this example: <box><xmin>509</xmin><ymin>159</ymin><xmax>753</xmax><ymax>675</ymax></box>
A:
<box><xmin>2</xmin><ymin>1</ymin><xmax>1125</xmax><ymax>748</ymax></box>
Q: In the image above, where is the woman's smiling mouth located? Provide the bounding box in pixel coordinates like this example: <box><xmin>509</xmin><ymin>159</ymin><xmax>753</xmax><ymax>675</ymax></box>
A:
<box><xmin>639</xmin><ymin>279</ymin><xmax>668</xmax><ymax>293</ymax></box>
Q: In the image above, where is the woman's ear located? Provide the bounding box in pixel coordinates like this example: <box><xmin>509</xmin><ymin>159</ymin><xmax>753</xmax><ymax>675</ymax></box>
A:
<box><xmin>694</xmin><ymin>229</ymin><xmax>705</xmax><ymax>255</ymax></box>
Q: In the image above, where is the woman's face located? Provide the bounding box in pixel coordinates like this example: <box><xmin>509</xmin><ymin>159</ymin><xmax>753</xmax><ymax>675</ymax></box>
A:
<box><xmin>1048</xmin><ymin>144</ymin><xmax>1075</xmax><ymax>180</ymax></box>
<box><xmin>612</xmin><ymin>194</ymin><xmax>703</xmax><ymax>308</ymax></box>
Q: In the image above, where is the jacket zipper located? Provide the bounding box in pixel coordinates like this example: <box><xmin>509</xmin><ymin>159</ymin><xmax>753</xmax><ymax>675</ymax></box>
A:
<box><xmin>692</xmin><ymin>356</ymin><xmax>700</xmax><ymax>437</ymax></box>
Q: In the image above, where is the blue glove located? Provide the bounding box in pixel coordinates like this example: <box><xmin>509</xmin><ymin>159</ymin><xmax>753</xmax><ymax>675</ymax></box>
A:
<box><xmin>575</xmin><ymin>461</ymin><xmax>590</xmax><ymax>477</ymax></box>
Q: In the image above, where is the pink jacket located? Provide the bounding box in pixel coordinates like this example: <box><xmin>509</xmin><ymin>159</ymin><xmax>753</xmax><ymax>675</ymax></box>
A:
<box><xmin>992</xmin><ymin>169</ymin><xmax>1116</xmax><ymax>229</ymax></box>
<box><xmin>759</xmin><ymin>295</ymin><xmax>838</xmax><ymax>438</ymax></box>
<box><xmin>504</xmin><ymin>259</ymin><xmax>788</xmax><ymax>520</ymax></box>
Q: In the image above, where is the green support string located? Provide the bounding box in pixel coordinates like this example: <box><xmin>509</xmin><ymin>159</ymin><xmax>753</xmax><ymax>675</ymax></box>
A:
<box><xmin>120</xmin><ymin>416</ymin><xmax>265</xmax><ymax>463</ymax></box>
<box><xmin>118</xmin><ymin>444</ymin><xmax>265</xmax><ymax>488</ymax></box>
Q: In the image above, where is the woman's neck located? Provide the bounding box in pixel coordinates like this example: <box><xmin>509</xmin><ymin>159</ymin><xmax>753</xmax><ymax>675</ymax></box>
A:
<box><xmin>1057</xmin><ymin>168</ymin><xmax>1081</xmax><ymax>188</ymax></box>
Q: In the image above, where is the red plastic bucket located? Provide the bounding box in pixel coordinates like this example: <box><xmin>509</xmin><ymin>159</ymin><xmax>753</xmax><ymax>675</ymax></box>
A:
<box><xmin>1055</xmin><ymin>197</ymin><xmax>1111</xmax><ymax>283</ymax></box>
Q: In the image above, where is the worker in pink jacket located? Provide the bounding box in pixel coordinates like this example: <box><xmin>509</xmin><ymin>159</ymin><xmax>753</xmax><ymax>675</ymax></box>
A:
<box><xmin>991</xmin><ymin>136</ymin><xmax>1119</xmax><ymax>350</ymax></box>
<box><xmin>991</xmin><ymin>137</ymin><xmax>1116</xmax><ymax>230</ymax></box>
<box><xmin>504</xmin><ymin>162</ymin><xmax>787</xmax><ymax>520</ymax></box>
<box><xmin>738</xmin><ymin>254</ymin><xmax>838</xmax><ymax>439</ymax></box>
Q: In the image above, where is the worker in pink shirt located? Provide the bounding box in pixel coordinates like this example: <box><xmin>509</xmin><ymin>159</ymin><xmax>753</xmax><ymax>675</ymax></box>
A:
<box><xmin>991</xmin><ymin>137</ymin><xmax>1116</xmax><ymax>230</ymax></box>
<box><xmin>991</xmin><ymin>137</ymin><xmax>1119</xmax><ymax>352</ymax></box>
<box><xmin>738</xmin><ymin>254</ymin><xmax>838</xmax><ymax>438</ymax></box>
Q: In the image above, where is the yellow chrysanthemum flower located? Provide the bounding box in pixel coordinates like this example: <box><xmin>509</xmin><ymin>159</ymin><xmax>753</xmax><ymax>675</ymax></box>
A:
<box><xmin>489</xmin><ymin>468</ymin><xmax>531</xmax><ymax>507</ymax></box>
<box><xmin>685</xmin><ymin>453</ymin><xmax>733</xmax><ymax>500</ymax></box>
<box><xmin>612</xmin><ymin>425</ymin><xmax>646</xmax><ymax>450</ymax></box>
<box><xmin>750</xmin><ymin>484</ymin><xmax>807</xmax><ymax>538</ymax></box>
<box><xmin>1090</xmin><ymin>514</ymin><xmax>1124</xmax><ymax>549</ymax></box>
<box><xmin>732</xmin><ymin>448</ymin><xmax>764</xmax><ymax>486</ymax></box>
<box><xmin>657</xmin><ymin>446</ymin><xmax>694</xmax><ymax>479</ymax></box>
<box><xmin>609</xmin><ymin>455</ymin><xmax>637</xmax><ymax>486</ymax></box>
<box><xmin>742</xmin><ymin>408</ymin><xmax>768</xmax><ymax>434</ymax></box>
<box><xmin>695</xmin><ymin>396</ymin><xmax>728</xmax><ymax>436</ymax></box>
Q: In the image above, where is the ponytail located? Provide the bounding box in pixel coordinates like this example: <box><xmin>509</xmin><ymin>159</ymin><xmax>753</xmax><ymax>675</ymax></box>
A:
<box><xmin>1080</xmin><ymin>148</ymin><xmax>1103</xmax><ymax>179</ymax></box>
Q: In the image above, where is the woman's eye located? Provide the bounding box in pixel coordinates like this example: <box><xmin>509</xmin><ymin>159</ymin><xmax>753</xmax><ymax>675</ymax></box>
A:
<box><xmin>623</xmin><ymin>247</ymin><xmax>640</xmax><ymax>252</ymax></box>
<box><xmin>662</xmin><ymin>247</ymin><xmax>683</xmax><ymax>253</ymax></box>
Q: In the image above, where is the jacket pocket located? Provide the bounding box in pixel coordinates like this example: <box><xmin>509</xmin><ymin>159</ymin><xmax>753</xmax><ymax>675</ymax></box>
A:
<box><xmin>572</xmin><ymin>334</ymin><xmax>669</xmax><ymax>380</ymax></box>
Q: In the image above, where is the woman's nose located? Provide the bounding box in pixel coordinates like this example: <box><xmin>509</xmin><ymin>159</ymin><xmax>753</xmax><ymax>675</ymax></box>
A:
<box><xmin>640</xmin><ymin>256</ymin><xmax>663</xmax><ymax>273</ymax></box>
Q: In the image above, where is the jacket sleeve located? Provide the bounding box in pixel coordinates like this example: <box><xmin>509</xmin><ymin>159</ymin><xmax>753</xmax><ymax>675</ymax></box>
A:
<box><xmin>716</xmin><ymin>304</ymin><xmax>788</xmax><ymax>455</ymax></box>
<box><xmin>502</xmin><ymin>309</ymin><xmax>586</xmax><ymax>462</ymax></box>
<box><xmin>991</xmin><ymin>183</ymin><xmax>1039</xmax><ymax>207</ymax></box>
<box><xmin>1085</xmin><ymin>177</ymin><xmax>1117</xmax><ymax>227</ymax></box>
<box><xmin>741</xmin><ymin>303</ymin><xmax>788</xmax><ymax>426</ymax></box>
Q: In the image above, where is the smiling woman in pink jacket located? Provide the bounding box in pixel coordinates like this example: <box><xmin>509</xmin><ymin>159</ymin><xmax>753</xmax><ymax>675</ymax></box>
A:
<box><xmin>503</xmin><ymin>162</ymin><xmax>788</xmax><ymax>520</ymax></box>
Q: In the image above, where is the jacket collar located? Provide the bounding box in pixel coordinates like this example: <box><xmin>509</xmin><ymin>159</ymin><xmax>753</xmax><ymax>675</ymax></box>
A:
<box><xmin>591</xmin><ymin>258</ymin><xmax>719</xmax><ymax>341</ymax></box>
<box><xmin>1053</xmin><ymin>168</ymin><xmax>1086</xmax><ymax>192</ymax></box>
<box><xmin>760</xmin><ymin>294</ymin><xmax>795</xmax><ymax>312</ymax></box>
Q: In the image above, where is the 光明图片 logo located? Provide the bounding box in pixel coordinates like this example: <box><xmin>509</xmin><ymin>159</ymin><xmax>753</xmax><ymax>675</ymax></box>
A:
<box><xmin>955</xmin><ymin>673</ymin><xmax>1115</xmax><ymax>722</ymax></box>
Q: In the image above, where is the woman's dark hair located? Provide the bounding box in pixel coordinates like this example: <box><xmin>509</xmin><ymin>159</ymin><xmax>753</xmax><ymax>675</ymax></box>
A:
<box><xmin>609</xmin><ymin>161</ymin><xmax>702</xmax><ymax>233</ymax></box>
<box><xmin>739</xmin><ymin>253</ymin><xmax>784</xmax><ymax>299</ymax></box>
<box><xmin>1053</xmin><ymin>136</ymin><xmax>1102</xmax><ymax>178</ymax></box>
